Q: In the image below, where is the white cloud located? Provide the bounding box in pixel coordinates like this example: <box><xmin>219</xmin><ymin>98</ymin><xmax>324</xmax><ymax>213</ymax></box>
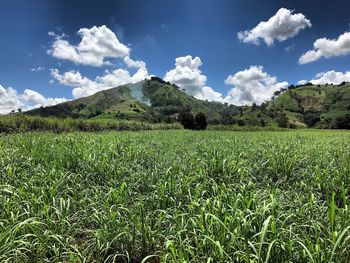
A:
<box><xmin>306</xmin><ymin>70</ymin><xmax>350</xmax><ymax>85</ymax></box>
<box><xmin>0</xmin><ymin>86</ymin><xmax>20</xmax><ymax>114</ymax></box>
<box><xmin>299</xmin><ymin>32</ymin><xmax>350</xmax><ymax>64</ymax></box>
<box><xmin>51</xmin><ymin>67</ymin><xmax>149</xmax><ymax>98</ymax></box>
<box><xmin>163</xmin><ymin>57</ymin><xmax>289</xmax><ymax>105</ymax></box>
<box><xmin>195</xmin><ymin>86</ymin><xmax>224</xmax><ymax>102</ymax></box>
<box><xmin>238</xmin><ymin>8</ymin><xmax>311</xmax><ymax>46</ymax></box>
<box><xmin>30</xmin><ymin>66</ymin><xmax>45</xmax><ymax>72</ymax></box>
<box><xmin>0</xmin><ymin>84</ymin><xmax>67</xmax><ymax>114</ymax></box>
<box><xmin>164</xmin><ymin>55</ymin><xmax>222</xmax><ymax>101</ymax></box>
<box><xmin>47</xmin><ymin>25</ymin><xmax>150</xmax><ymax>98</ymax></box>
<box><xmin>48</xmin><ymin>25</ymin><xmax>130</xmax><ymax>66</ymax></box>
<box><xmin>123</xmin><ymin>56</ymin><xmax>146</xmax><ymax>69</ymax></box>
<box><xmin>21</xmin><ymin>89</ymin><xmax>67</xmax><ymax>107</ymax></box>
<box><xmin>224</xmin><ymin>66</ymin><xmax>288</xmax><ymax>105</ymax></box>
<box><xmin>297</xmin><ymin>79</ymin><xmax>308</xmax><ymax>85</ymax></box>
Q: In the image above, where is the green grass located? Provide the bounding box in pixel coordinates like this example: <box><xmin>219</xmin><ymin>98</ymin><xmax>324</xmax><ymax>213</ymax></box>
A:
<box><xmin>1</xmin><ymin>130</ymin><xmax>350</xmax><ymax>262</ymax></box>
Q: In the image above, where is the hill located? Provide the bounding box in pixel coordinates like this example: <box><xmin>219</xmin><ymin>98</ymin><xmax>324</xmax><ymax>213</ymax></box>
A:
<box><xmin>267</xmin><ymin>82</ymin><xmax>350</xmax><ymax>128</ymax></box>
<box><xmin>26</xmin><ymin>77</ymin><xmax>238</xmax><ymax>123</ymax></box>
<box><xmin>25</xmin><ymin>78</ymin><xmax>350</xmax><ymax>129</ymax></box>
<box><xmin>210</xmin><ymin>82</ymin><xmax>350</xmax><ymax>129</ymax></box>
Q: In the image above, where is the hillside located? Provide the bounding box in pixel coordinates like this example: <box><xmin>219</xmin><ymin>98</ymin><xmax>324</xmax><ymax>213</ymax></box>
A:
<box><xmin>25</xmin><ymin>78</ymin><xmax>350</xmax><ymax>128</ymax></box>
<box><xmin>267</xmin><ymin>82</ymin><xmax>350</xmax><ymax>128</ymax></box>
<box><xmin>213</xmin><ymin>82</ymin><xmax>350</xmax><ymax>129</ymax></box>
<box><xmin>26</xmin><ymin>77</ymin><xmax>238</xmax><ymax>123</ymax></box>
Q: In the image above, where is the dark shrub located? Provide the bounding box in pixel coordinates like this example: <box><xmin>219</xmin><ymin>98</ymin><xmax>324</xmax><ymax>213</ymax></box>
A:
<box><xmin>178</xmin><ymin>112</ymin><xmax>195</xmax><ymax>129</ymax></box>
<box><xmin>275</xmin><ymin>112</ymin><xmax>289</xmax><ymax>128</ymax></box>
<box><xmin>194</xmin><ymin>112</ymin><xmax>207</xmax><ymax>130</ymax></box>
<box><xmin>333</xmin><ymin>114</ymin><xmax>350</xmax><ymax>129</ymax></box>
<box><xmin>303</xmin><ymin>111</ymin><xmax>321</xmax><ymax>128</ymax></box>
<box><xmin>238</xmin><ymin>119</ymin><xmax>245</xmax><ymax>126</ymax></box>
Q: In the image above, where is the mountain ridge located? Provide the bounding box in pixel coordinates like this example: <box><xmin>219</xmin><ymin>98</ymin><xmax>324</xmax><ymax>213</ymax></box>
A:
<box><xmin>25</xmin><ymin>77</ymin><xmax>350</xmax><ymax>128</ymax></box>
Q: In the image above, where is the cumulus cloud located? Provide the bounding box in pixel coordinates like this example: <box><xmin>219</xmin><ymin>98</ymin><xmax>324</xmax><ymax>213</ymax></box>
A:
<box><xmin>0</xmin><ymin>84</ymin><xmax>67</xmax><ymax>114</ymax></box>
<box><xmin>305</xmin><ymin>70</ymin><xmax>350</xmax><ymax>85</ymax></box>
<box><xmin>123</xmin><ymin>56</ymin><xmax>146</xmax><ymax>69</ymax></box>
<box><xmin>51</xmin><ymin>67</ymin><xmax>149</xmax><ymax>98</ymax></box>
<box><xmin>299</xmin><ymin>32</ymin><xmax>350</xmax><ymax>64</ymax></box>
<box><xmin>297</xmin><ymin>79</ymin><xmax>308</xmax><ymax>85</ymax></box>
<box><xmin>195</xmin><ymin>86</ymin><xmax>224</xmax><ymax>102</ymax></box>
<box><xmin>48</xmin><ymin>25</ymin><xmax>130</xmax><ymax>66</ymax></box>
<box><xmin>163</xmin><ymin>56</ymin><xmax>288</xmax><ymax>105</ymax></box>
<box><xmin>238</xmin><ymin>8</ymin><xmax>311</xmax><ymax>46</ymax></box>
<box><xmin>47</xmin><ymin>25</ymin><xmax>150</xmax><ymax>98</ymax></box>
<box><xmin>164</xmin><ymin>55</ymin><xmax>222</xmax><ymax>101</ymax></box>
<box><xmin>224</xmin><ymin>66</ymin><xmax>288</xmax><ymax>105</ymax></box>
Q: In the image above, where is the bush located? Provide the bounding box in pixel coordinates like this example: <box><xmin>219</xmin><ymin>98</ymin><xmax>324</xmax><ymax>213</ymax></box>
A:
<box><xmin>179</xmin><ymin>112</ymin><xmax>195</xmax><ymax>129</ymax></box>
<box><xmin>275</xmin><ymin>112</ymin><xmax>289</xmax><ymax>128</ymax></box>
<box><xmin>332</xmin><ymin>114</ymin><xmax>350</xmax><ymax>129</ymax></box>
<box><xmin>303</xmin><ymin>111</ymin><xmax>321</xmax><ymax>128</ymax></box>
<box><xmin>194</xmin><ymin>112</ymin><xmax>207</xmax><ymax>130</ymax></box>
<box><xmin>178</xmin><ymin>112</ymin><xmax>208</xmax><ymax>130</ymax></box>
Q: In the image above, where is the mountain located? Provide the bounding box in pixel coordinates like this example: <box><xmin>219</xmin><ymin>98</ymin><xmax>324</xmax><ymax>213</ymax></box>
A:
<box><xmin>267</xmin><ymin>82</ymin><xmax>350</xmax><ymax>128</ymax></box>
<box><xmin>26</xmin><ymin>77</ymin><xmax>238</xmax><ymax>123</ymax></box>
<box><xmin>25</xmin><ymin>78</ymin><xmax>350</xmax><ymax>128</ymax></box>
<box><xmin>220</xmin><ymin>82</ymin><xmax>350</xmax><ymax>128</ymax></box>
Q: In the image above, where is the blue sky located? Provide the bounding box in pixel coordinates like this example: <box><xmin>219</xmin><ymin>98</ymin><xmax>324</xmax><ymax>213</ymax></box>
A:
<box><xmin>1</xmin><ymin>0</ymin><xmax>350</xmax><ymax>113</ymax></box>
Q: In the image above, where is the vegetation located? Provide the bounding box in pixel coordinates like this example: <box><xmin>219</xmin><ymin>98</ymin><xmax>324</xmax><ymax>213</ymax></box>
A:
<box><xmin>268</xmin><ymin>82</ymin><xmax>350</xmax><ymax>128</ymax></box>
<box><xmin>20</xmin><ymin>78</ymin><xmax>350</xmax><ymax>129</ymax></box>
<box><xmin>25</xmin><ymin>79</ymin><xmax>232</xmax><ymax>123</ymax></box>
<box><xmin>1</xmin><ymin>130</ymin><xmax>350</xmax><ymax>262</ymax></box>
<box><xmin>179</xmin><ymin>111</ymin><xmax>207</xmax><ymax>130</ymax></box>
<box><xmin>0</xmin><ymin>115</ymin><xmax>181</xmax><ymax>134</ymax></box>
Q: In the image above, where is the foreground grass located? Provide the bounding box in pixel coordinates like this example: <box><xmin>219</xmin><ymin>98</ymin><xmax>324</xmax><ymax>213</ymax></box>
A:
<box><xmin>1</xmin><ymin>130</ymin><xmax>350</xmax><ymax>262</ymax></box>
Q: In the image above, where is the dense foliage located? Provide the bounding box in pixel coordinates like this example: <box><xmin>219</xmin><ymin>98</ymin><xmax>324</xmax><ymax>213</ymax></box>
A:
<box><xmin>1</xmin><ymin>130</ymin><xmax>350</xmax><ymax>262</ymax></box>
<box><xmin>179</xmin><ymin>112</ymin><xmax>207</xmax><ymax>130</ymax></box>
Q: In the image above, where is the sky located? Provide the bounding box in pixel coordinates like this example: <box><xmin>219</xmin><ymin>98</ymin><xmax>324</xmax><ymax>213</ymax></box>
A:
<box><xmin>1</xmin><ymin>0</ymin><xmax>350</xmax><ymax>113</ymax></box>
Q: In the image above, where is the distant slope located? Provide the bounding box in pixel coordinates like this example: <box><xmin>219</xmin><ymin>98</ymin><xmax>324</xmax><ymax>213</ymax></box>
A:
<box><xmin>25</xmin><ymin>78</ymin><xmax>350</xmax><ymax>128</ymax></box>
<box><xmin>268</xmin><ymin>82</ymin><xmax>350</xmax><ymax>128</ymax></box>
<box><xmin>26</xmin><ymin>77</ymin><xmax>238</xmax><ymax>122</ymax></box>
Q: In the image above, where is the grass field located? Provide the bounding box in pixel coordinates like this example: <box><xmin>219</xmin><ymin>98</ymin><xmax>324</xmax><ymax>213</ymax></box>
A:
<box><xmin>1</xmin><ymin>130</ymin><xmax>350</xmax><ymax>262</ymax></box>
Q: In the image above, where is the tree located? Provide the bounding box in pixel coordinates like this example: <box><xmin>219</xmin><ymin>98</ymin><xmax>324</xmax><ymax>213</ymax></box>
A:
<box><xmin>275</xmin><ymin>112</ymin><xmax>289</xmax><ymax>128</ymax></box>
<box><xmin>303</xmin><ymin>111</ymin><xmax>321</xmax><ymax>128</ymax></box>
<box><xmin>179</xmin><ymin>112</ymin><xmax>195</xmax><ymax>129</ymax></box>
<box><xmin>194</xmin><ymin>112</ymin><xmax>207</xmax><ymax>130</ymax></box>
<box><xmin>333</xmin><ymin>114</ymin><xmax>350</xmax><ymax>129</ymax></box>
<box><xmin>273</xmin><ymin>90</ymin><xmax>281</xmax><ymax>97</ymax></box>
<box><xmin>179</xmin><ymin>112</ymin><xmax>208</xmax><ymax>130</ymax></box>
<box><xmin>251</xmin><ymin>103</ymin><xmax>257</xmax><ymax>111</ymax></box>
<box><xmin>260</xmin><ymin>119</ymin><xmax>266</xmax><ymax>127</ymax></box>
<box><xmin>238</xmin><ymin>119</ymin><xmax>245</xmax><ymax>126</ymax></box>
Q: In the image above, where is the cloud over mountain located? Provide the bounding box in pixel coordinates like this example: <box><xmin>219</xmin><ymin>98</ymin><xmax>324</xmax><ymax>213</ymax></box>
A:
<box><xmin>164</xmin><ymin>57</ymin><xmax>288</xmax><ymax>106</ymax></box>
<box><xmin>306</xmin><ymin>70</ymin><xmax>350</xmax><ymax>84</ymax></box>
<box><xmin>51</xmin><ymin>67</ymin><xmax>149</xmax><ymax>98</ymax></box>
<box><xmin>164</xmin><ymin>55</ymin><xmax>222</xmax><ymax>102</ymax></box>
<box><xmin>224</xmin><ymin>66</ymin><xmax>288</xmax><ymax>105</ymax></box>
<box><xmin>0</xmin><ymin>84</ymin><xmax>66</xmax><ymax>114</ymax></box>
<box><xmin>238</xmin><ymin>8</ymin><xmax>311</xmax><ymax>46</ymax></box>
